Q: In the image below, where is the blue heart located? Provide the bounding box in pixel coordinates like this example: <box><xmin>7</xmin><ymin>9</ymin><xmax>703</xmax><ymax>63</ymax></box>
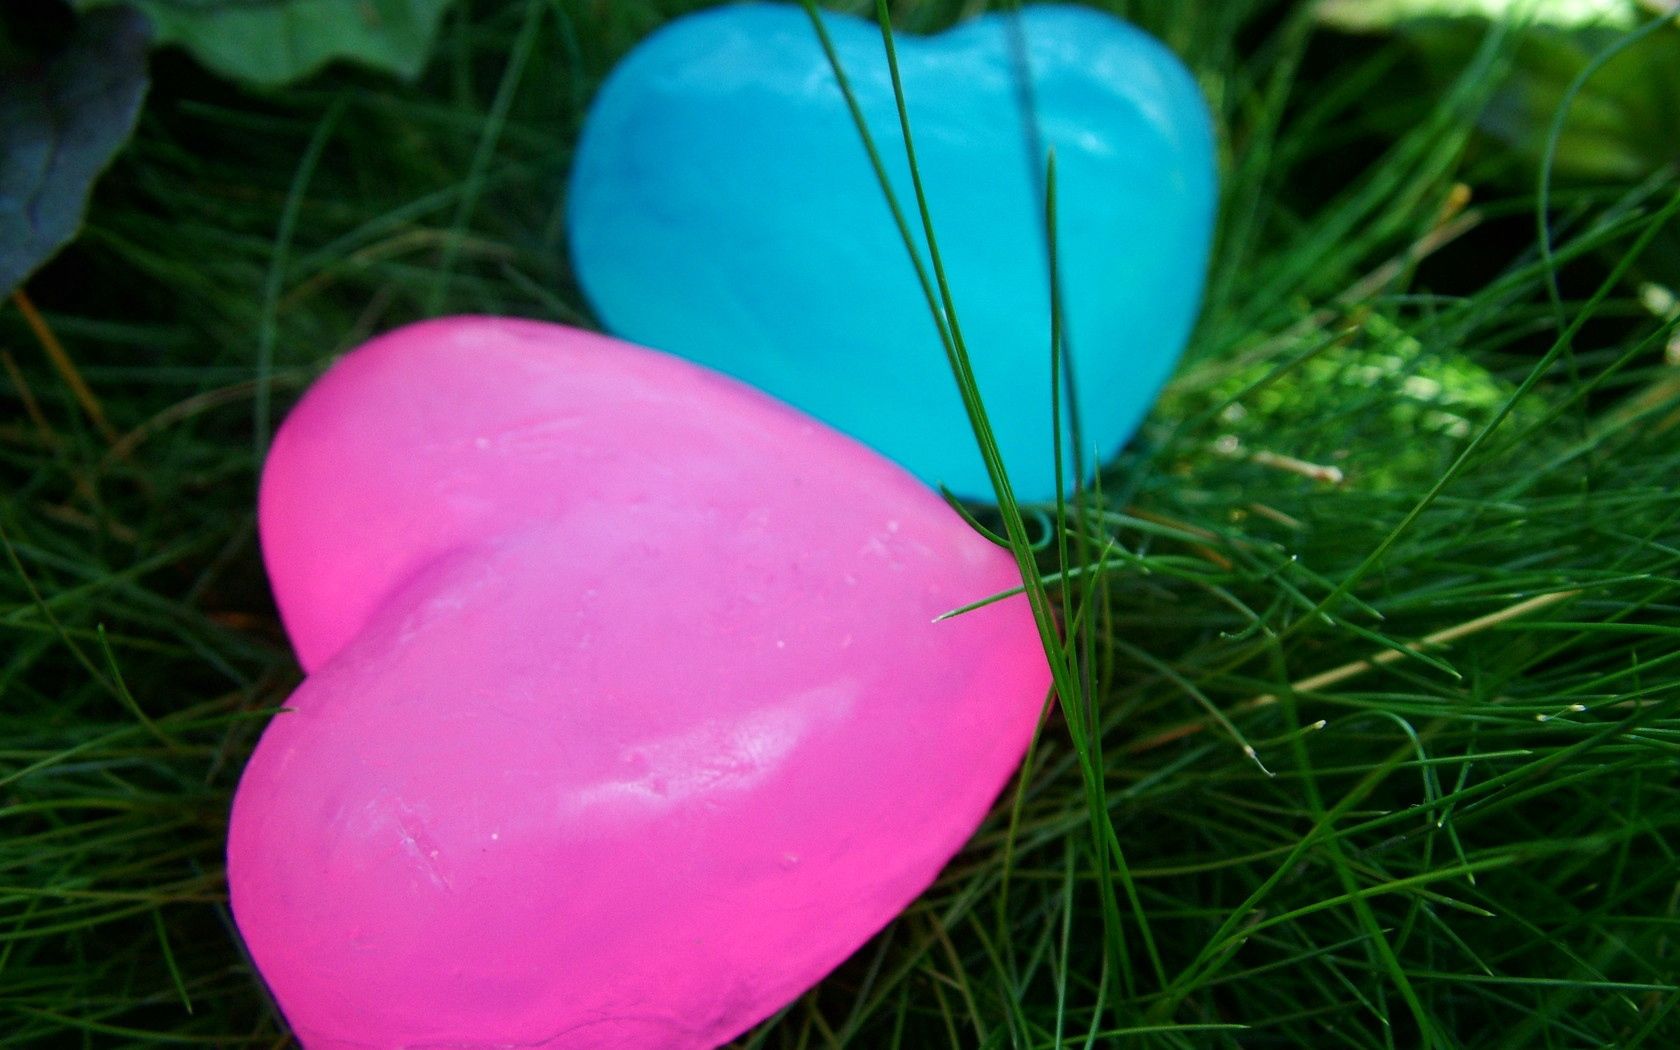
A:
<box><xmin>567</xmin><ymin>2</ymin><xmax>1216</xmax><ymax>501</ymax></box>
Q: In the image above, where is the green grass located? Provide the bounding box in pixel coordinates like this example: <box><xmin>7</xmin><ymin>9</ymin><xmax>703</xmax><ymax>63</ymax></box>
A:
<box><xmin>4</xmin><ymin>0</ymin><xmax>1680</xmax><ymax>1046</ymax></box>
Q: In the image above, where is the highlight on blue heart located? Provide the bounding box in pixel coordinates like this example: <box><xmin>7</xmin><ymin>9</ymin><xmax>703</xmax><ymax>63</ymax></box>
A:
<box><xmin>567</xmin><ymin>2</ymin><xmax>1217</xmax><ymax>503</ymax></box>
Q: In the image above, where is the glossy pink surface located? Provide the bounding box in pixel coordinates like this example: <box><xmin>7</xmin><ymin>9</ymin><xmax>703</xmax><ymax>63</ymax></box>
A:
<box><xmin>229</xmin><ymin>318</ymin><xmax>1050</xmax><ymax>1048</ymax></box>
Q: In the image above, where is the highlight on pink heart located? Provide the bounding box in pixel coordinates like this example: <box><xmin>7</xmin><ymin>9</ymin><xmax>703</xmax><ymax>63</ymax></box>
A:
<box><xmin>228</xmin><ymin>318</ymin><xmax>1051</xmax><ymax>1048</ymax></box>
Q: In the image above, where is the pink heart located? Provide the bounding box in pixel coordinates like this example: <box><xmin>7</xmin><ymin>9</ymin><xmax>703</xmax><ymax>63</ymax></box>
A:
<box><xmin>228</xmin><ymin>317</ymin><xmax>1049</xmax><ymax>1048</ymax></box>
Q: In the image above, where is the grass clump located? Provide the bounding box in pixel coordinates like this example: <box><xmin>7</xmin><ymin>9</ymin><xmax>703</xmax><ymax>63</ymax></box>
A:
<box><xmin>2</xmin><ymin>0</ymin><xmax>1678</xmax><ymax>1046</ymax></box>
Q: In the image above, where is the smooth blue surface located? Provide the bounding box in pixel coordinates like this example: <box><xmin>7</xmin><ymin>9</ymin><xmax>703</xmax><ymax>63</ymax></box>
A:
<box><xmin>567</xmin><ymin>2</ymin><xmax>1217</xmax><ymax>502</ymax></box>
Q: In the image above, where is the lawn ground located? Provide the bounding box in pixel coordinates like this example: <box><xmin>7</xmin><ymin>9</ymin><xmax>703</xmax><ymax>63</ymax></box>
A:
<box><xmin>2</xmin><ymin>1</ymin><xmax>1678</xmax><ymax>1046</ymax></box>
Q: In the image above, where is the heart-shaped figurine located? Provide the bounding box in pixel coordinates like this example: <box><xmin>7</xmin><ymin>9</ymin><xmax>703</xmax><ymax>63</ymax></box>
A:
<box><xmin>229</xmin><ymin>318</ymin><xmax>1050</xmax><ymax>1049</ymax></box>
<box><xmin>567</xmin><ymin>2</ymin><xmax>1217</xmax><ymax>503</ymax></box>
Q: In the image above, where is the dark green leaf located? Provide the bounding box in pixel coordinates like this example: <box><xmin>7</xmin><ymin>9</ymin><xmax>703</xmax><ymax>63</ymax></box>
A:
<box><xmin>1413</xmin><ymin>20</ymin><xmax>1679</xmax><ymax>180</ymax></box>
<box><xmin>0</xmin><ymin>7</ymin><xmax>150</xmax><ymax>298</ymax></box>
<box><xmin>1321</xmin><ymin>4</ymin><xmax>1680</xmax><ymax>184</ymax></box>
<box><xmin>77</xmin><ymin>0</ymin><xmax>457</xmax><ymax>86</ymax></box>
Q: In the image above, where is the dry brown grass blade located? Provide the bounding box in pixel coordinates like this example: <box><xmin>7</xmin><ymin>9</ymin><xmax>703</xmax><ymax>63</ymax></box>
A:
<box><xmin>12</xmin><ymin>290</ymin><xmax>120</xmax><ymax>447</ymax></box>
<box><xmin>1125</xmin><ymin>589</ymin><xmax>1581</xmax><ymax>753</ymax></box>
